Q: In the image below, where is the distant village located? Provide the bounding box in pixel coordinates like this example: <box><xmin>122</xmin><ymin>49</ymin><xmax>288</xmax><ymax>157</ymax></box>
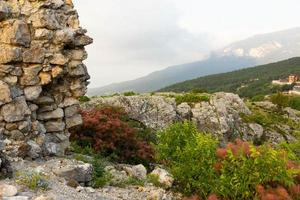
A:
<box><xmin>272</xmin><ymin>74</ymin><xmax>300</xmax><ymax>95</ymax></box>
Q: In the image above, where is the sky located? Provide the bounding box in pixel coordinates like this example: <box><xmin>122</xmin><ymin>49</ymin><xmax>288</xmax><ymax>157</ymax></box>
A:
<box><xmin>73</xmin><ymin>0</ymin><xmax>300</xmax><ymax>88</ymax></box>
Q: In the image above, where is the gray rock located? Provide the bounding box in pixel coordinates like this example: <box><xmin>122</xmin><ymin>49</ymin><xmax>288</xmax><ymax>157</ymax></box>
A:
<box><xmin>0</xmin><ymin>45</ymin><xmax>22</xmax><ymax>64</ymax></box>
<box><xmin>65</xmin><ymin>114</ymin><xmax>82</xmax><ymax>128</ymax></box>
<box><xmin>1</xmin><ymin>96</ymin><xmax>31</xmax><ymax>122</ymax></box>
<box><xmin>82</xmin><ymin>95</ymin><xmax>178</xmax><ymax>130</ymax></box>
<box><xmin>20</xmin><ymin>65</ymin><xmax>42</xmax><ymax>86</ymax></box>
<box><xmin>0</xmin><ymin>2</ymin><xmax>11</xmax><ymax>21</ymax></box>
<box><xmin>0</xmin><ymin>80</ymin><xmax>12</xmax><ymax>105</ymax></box>
<box><xmin>23</xmin><ymin>47</ymin><xmax>45</xmax><ymax>64</ymax></box>
<box><xmin>52</xmin><ymin>159</ymin><xmax>93</xmax><ymax>183</ymax></box>
<box><xmin>177</xmin><ymin>103</ymin><xmax>192</xmax><ymax>119</ymax></box>
<box><xmin>3</xmin><ymin>196</ymin><xmax>29</xmax><ymax>200</ymax></box>
<box><xmin>24</xmin><ymin>86</ymin><xmax>42</xmax><ymax>101</ymax></box>
<box><xmin>0</xmin><ymin>184</ymin><xmax>18</xmax><ymax>197</ymax></box>
<box><xmin>0</xmin><ymin>20</ymin><xmax>31</xmax><ymax>47</ymax></box>
<box><xmin>27</xmin><ymin>140</ymin><xmax>42</xmax><ymax>159</ymax></box>
<box><xmin>149</xmin><ymin>167</ymin><xmax>174</xmax><ymax>188</ymax></box>
<box><xmin>44</xmin><ymin>121</ymin><xmax>66</xmax><ymax>132</ymax></box>
<box><xmin>37</xmin><ymin>108</ymin><xmax>64</xmax><ymax>120</ymax></box>
<box><xmin>123</xmin><ymin>164</ymin><xmax>147</xmax><ymax>180</ymax></box>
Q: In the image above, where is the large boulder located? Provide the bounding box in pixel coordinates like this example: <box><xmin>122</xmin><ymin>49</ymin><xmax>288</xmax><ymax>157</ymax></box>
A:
<box><xmin>83</xmin><ymin>95</ymin><xmax>178</xmax><ymax>130</ymax></box>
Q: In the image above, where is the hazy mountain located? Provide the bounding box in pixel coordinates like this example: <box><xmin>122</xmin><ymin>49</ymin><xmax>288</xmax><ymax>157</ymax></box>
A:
<box><xmin>88</xmin><ymin>27</ymin><xmax>300</xmax><ymax>96</ymax></box>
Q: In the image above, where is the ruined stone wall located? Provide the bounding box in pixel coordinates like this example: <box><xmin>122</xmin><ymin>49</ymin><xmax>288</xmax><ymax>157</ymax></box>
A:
<box><xmin>0</xmin><ymin>0</ymin><xmax>92</xmax><ymax>158</ymax></box>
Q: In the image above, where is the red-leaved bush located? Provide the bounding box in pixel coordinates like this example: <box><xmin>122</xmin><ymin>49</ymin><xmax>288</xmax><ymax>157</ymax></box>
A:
<box><xmin>70</xmin><ymin>107</ymin><xmax>154</xmax><ymax>164</ymax></box>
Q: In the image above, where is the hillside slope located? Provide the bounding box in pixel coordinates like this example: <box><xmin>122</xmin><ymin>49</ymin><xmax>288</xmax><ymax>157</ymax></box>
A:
<box><xmin>159</xmin><ymin>57</ymin><xmax>300</xmax><ymax>97</ymax></box>
<box><xmin>88</xmin><ymin>27</ymin><xmax>300</xmax><ymax>96</ymax></box>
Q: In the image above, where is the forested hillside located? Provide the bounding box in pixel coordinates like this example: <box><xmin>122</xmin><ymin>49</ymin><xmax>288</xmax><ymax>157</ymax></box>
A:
<box><xmin>160</xmin><ymin>57</ymin><xmax>300</xmax><ymax>97</ymax></box>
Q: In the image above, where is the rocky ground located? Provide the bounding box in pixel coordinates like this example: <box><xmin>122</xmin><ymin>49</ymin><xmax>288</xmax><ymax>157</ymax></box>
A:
<box><xmin>0</xmin><ymin>157</ymin><xmax>180</xmax><ymax>200</ymax></box>
<box><xmin>82</xmin><ymin>92</ymin><xmax>300</xmax><ymax>145</ymax></box>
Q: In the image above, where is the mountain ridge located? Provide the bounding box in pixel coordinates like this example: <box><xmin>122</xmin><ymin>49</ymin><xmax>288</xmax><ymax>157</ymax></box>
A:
<box><xmin>88</xmin><ymin>27</ymin><xmax>300</xmax><ymax>96</ymax></box>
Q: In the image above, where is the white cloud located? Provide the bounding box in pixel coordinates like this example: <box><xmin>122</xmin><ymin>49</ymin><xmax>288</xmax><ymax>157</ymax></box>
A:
<box><xmin>73</xmin><ymin>0</ymin><xmax>300</xmax><ymax>87</ymax></box>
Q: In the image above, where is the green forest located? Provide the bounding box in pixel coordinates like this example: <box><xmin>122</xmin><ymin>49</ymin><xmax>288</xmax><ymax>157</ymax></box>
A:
<box><xmin>160</xmin><ymin>57</ymin><xmax>300</xmax><ymax>98</ymax></box>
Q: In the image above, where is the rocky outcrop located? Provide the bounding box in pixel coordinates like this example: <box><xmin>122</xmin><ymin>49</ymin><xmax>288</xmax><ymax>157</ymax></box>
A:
<box><xmin>0</xmin><ymin>0</ymin><xmax>92</xmax><ymax>158</ymax></box>
<box><xmin>0</xmin><ymin>158</ymin><xmax>180</xmax><ymax>200</ymax></box>
<box><xmin>82</xmin><ymin>95</ymin><xmax>178</xmax><ymax>130</ymax></box>
<box><xmin>83</xmin><ymin>93</ymin><xmax>297</xmax><ymax>144</ymax></box>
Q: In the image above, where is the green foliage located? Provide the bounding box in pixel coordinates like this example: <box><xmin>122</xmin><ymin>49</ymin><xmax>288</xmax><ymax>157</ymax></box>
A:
<box><xmin>123</xmin><ymin>91</ymin><xmax>138</xmax><ymax>96</ymax></box>
<box><xmin>78</xmin><ymin>96</ymin><xmax>91</xmax><ymax>102</ymax></box>
<box><xmin>155</xmin><ymin>122</ymin><xmax>299</xmax><ymax>199</ymax></box>
<box><xmin>160</xmin><ymin>57</ymin><xmax>300</xmax><ymax>98</ymax></box>
<box><xmin>156</xmin><ymin>121</ymin><xmax>219</xmax><ymax>196</ymax></box>
<box><xmin>112</xmin><ymin>177</ymin><xmax>145</xmax><ymax>188</ymax></box>
<box><xmin>91</xmin><ymin>158</ymin><xmax>112</xmax><ymax>188</ymax></box>
<box><xmin>240</xmin><ymin>104</ymin><xmax>300</xmax><ymax>133</ymax></box>
<box><xmin>278</xmin><ymin>140</ymin><xmax>300</xmax><ymax>163</ymax></box>
<box><xmin>172</xmin><ymin>93</ymin><xmax>210</xmax><ymax>105</ymax></box>
<box><xmin>214</xmin><ymin>143</ymin><xmax>296</xmax><ymax>199</ymax></box>
<box><xmin>147</xmin><ymin>174</ymin><xmax>164</xmax><ymax>188</ymax></box>
<box><xmin>16</xmin><ymin>171</ymin><xmax>49</xmax><ymax>190</ymax></box>
<box><xmin>270</xmin><ymin>92</ymin><xmax>290</xmax><ymax>109</ymax></box>
<box><xmin>289</xmin><ymin>96</ymin><xmax>300</xmax><ymax>111</ymax></box>
<box><xmin>72</xmin><ymin>148</ymin><xmax>111</xmax><ymax>188</ymax></box>
<box><xmin>250</xmin><ymin>95</ymin><xmax>265</xmax><ymax>102</ymax></box>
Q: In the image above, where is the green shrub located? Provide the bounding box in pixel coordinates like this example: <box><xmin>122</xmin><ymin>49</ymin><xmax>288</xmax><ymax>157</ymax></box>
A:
<box><xmin>214</xmin><ymin>142</ymin><xmax>296</xmax><ymax>199</ymax></box>
<box><xmin>112</xmin><ymin>177</ymin><xmax>145</xmax><ymax>188</ymax></box>
<box><xmin>78</xmin><ymin>96</ymin><xmax>91</xmax><ymax>102</ymax></box>
<box><xmin>156</xmin><ymin>121</ymin><xmax>219</xmax><ymax>196</ymax></box>
<box><xmin>123</xmin><ymin>91</ymin><xmax>138</xmax><ymax>96</ymax></box>
<box><xmin>289</xmin><ymin>96</ymin><xmax>300</xmax><ymax>111</ymax></box>
<box><xmin>270</xmin><ymin>92</ymin><xmax>290</xmax><ymax>110</ymax></box>
<box><xmin>16</xmin><ymin>171</ymin><xmax>49</xmax><ymax>190</ymax></box>
<box><xmin>278</xmin><ymin>141</ymin><xmax>300</xmax><ymax>163</ymax></box>
<box><xmin>155</xmin><ymin>121</ymin><xmax>299</xmax><ymax>199</ymax></box>
<box><xmin>147</xmin><ymin>174</ymin><xmax>164</xmax><ymax>188</ymax></box>
<box><xmin>250</xmin><ymin>95</ymin><xmax>265</xmax><ymax>102</ymax></box>
<box><xmin>174</xmin><ymin>93</ymin><xmax>210</xmax><ymax>105</ymax></box>
<box><xmin>73</xmin><ymin>152</ymin><xmax>111</xmax><ymax>188</ymax></box>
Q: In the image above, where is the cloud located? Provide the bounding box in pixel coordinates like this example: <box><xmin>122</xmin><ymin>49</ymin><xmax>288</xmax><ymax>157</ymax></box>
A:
<box><xmin>73</xmin><ymin>0</ymin><xmax>217</xmax><ymax>87</ymax></box>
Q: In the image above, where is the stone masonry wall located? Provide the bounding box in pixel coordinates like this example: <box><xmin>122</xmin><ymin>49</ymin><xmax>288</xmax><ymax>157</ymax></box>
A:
<box><xmin>0</xmin><ymin>0</ymin><xmax>92</xmax><ymax>158</ymax></box>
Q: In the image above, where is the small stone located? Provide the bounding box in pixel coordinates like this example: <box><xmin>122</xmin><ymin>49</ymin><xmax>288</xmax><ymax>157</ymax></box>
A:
<box><xmin>3</xmin><ymin>196</ymin><xmax>29</xmax><ymax>200</ymax></box>
<box><xmin>0</xmin><ymin>184</ymin><xmax>18</xmax><ymax>197</ymax></box>
<box><xmin>23</xmin><ymin>47</ymin><xmax>45</xmax><ymax>64</ymax></box>
<box><xmin>85</xmin><ymin>187</ymin><xmax>95</xmax><ymax>193</ymax></box>
<box><xmin>39</xmin><ymin>72</ymin><xmax>52</xmax><ymax>85</ymax></box>
<box><xmin>20</xmin><ymin>65</ymin><xmax>42</xmax><ymax>86</ymax></box>
<box><xmin>66</xmin><ymin>179</ymin><xmax>80</xmax><ymax>188</ymax></box>
<box><xmin>50</xmin><ymin>54</ymin><xmax>69</xmax><ymax>65</ymax></box>
<box><xmin>37</xmin><ymin>108</ymin><xmax>64</xmax><ymax>120</ymax></box>
<box><xmin>1</xmin><ymin>96</ymin><xmax>31</xmax><ymax>123</ymax></box>
<box><xmin>24</xmin><ymin>86</ymin><xmax>42</xmax><ymax>101</ymax></box>
<box><xmin>65</xmin><ymin>114</ymin><xmax>82</xmax><ymax>128</ymax></box>
<box><xmin>44</xmin><ymin>121</ymin><xmax>65</xmax><ymax>132</ymax></box>
<box><xmin>27</xmin><ymin>140</ymin><xmax>42</xmax><ymax>159</ymax></box>
<box><xmin>0</xmin><ymin>80</ymin><xmax>12</xmax><ymax>105</ymax></box>
<box><xmin>64</xmin><ymin>105</ymin><xmax>79</xmax><ymax>117</ymax></box>
<box><xmin>51</xmin><ymin>66</ymin><xmax>64</xmax><ymax>78</ymax></box>
<box><xmin>149</xmin><ymin>167</ymin><xmax>174</xmax><ymax>188</ymax></box>
<box><xmin>0</xmin><ymin>20</ymin><xmax>31</xmax><ymax>47</ymax></box>
<box><xmin>53</xmin><ymin>159</ymin><xmax>93</xmax><ymax>183</ymax></box>
<box><xmin>34</xmin><ymin>195</ymin><xmax>53</xmax><ymax>200</ymax></box>
<box><xmin>124</xmin><ymin>164</ymin><xmax>147</xmax><ymax>180</ymax></box>
<box><xmin>0</xmin><ymin>2</ymin><xmax>11</xmax><ymax>21</ymax></box>
<box><xmin>35</xmin><ymin>29</ymin><xmax>53</xmax><ymax>40</ymax></box>
<box><xmin>0</xmin><ymin>45</ymin><xmax>22</xmax><ymax>64</ymax></box>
